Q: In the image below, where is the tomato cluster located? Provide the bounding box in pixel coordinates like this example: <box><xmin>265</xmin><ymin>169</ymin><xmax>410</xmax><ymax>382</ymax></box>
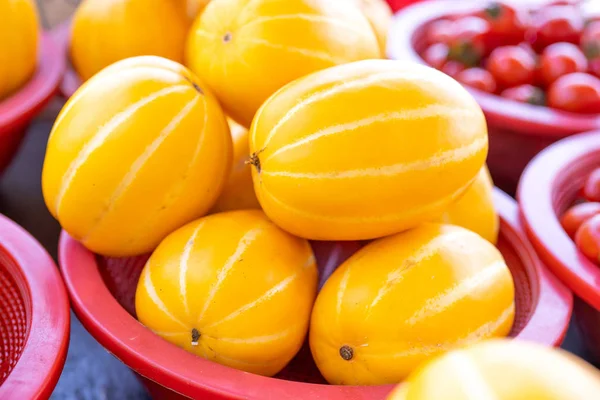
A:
<box><xmin>421</xmin><ymin>0</ymin><xmax>600</xmax><ymax>114</ymax></box>
<box><xmin>560</xmin><ymin>168</ymin><xmax>600</xmax><ymax>264</ymax></box>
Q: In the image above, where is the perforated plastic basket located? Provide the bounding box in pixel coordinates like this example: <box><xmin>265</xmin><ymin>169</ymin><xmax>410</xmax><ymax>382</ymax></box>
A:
<box><xmin>0</xmin><ymin>214</ymin><xmax>70</xmax><ymax>399</ymax></box>
<box><xmin>387</xmin><ymin>0</ymin><xmax>600</xmax><ymax>194</ymax></box>
<box><xmin>519</xmin><ymin>130</ymin><xmax>600</xmax><ymax>362</ymax></box>
<box><xmin>58</xmin><ymin>189</ymin><xmax>571</xmax><ymax>400</ymax></box>
<box><xmin>0</xmin><ymin>32</ymin><xmax>65</xmax><ymax>175</ymax></box>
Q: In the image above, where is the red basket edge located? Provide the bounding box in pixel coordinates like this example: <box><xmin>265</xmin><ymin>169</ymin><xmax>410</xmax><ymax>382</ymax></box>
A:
<box><xmin>0</xmin><ymin>214</ymin><xmax>70</xmax><ymax>400</ymax></box>
<box><xmin>58</xmin><ymin>189</ymin><xmax>571</xmax><ymax>400</ymax></box>
<box><xmin>0</xmin><ymin>31</ymin><xmax>66</xmax><ymax>135</ymax></box>
<box><xmin>518</xmin><ymin>131</ymin><xmax>600</xmax><ymax>310</ymax></box>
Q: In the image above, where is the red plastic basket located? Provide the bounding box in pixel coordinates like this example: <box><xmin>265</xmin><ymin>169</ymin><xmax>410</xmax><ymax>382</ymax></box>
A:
<box><xmin>0</xmin><ymin>214</ymin><xmax>70</xmax><ymax>399</ymax></box>
<box><xmin>387</xmin><ymin>0</ymin><xmax>600</xmax><ymax>195</ymax></box>
<box><xmin>518</xmin><ymin>130</ymin><xmax>600</xmax><ymax>362</ymax></box>
<box><xmin>58</xmin><ymin>189</ymin><xmax>571</xmax><ymax>400</ymax></box>
<box><xmin>0</xmin><ymin>32</ymin><xmax>65</xmax><ymax>175</ymax></box>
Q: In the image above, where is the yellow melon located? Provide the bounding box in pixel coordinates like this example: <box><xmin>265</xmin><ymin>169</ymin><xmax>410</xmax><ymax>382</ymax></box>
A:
<box><xmin>70</xmin><ymin>0</ymin><xmax>189</xmax><ymax>81</ymax></box>
<box><xmin>0</xmin><ymin>0</ymin><xmax>38</xmax><ymax>99</ymax></box>
<box><xmin>387</xmin><ymin>339</ymin><xmax>600</xmax><ymax>400</ymax></box>
<box><xmin>185</xmin><ymin>0</ymin><xmax>380</xmax><ymax>127</ymax></box>
<box><xmin>352</xmin><ymin>0</ymin><xmax>393</xmax><ymax>56</ymax></box>
<box><xmin>211</xmin><ymin>119</ymin><xmax>261</xmax><ymax>212</ymax></box>
<box><xmin>135</xmin><ymin>210</ymin><xmax>318</xmax><ymax>376</ymax></box>
<box><xmin>186</xmin><ymin>0</ymin><xmax>211</xmax><ymax>20</ymax></box>
<box><xmin>310</xmin><ymin>223</ymin><xmax>514</xmax><ymax>385</ymax></box>
<box><xmin>42</xmin><ymin>56</ymin><xmax>232</xmax><ymax>257</ymax></box>
<box><xmin>438</xmin><ymin>166</ymin><xmax>499</xmax><ymax>244</ymax></box>
<box><xmin>249</xmin><ymin>60</ymin><xmax>488</xmax><ymax>241</ymax></box>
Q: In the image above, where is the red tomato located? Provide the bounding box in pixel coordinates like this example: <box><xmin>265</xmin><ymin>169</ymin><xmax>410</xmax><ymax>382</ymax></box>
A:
<box><xmin>447</xmin><ymin>16</ymin><xmax>491</xmax><ymax>66</ymax></box>
<box><xmin>456</xmin><ymin>68</ymin><xmax>497</xmax><ymax>93</ymax></box>
<box><xmin>560</xmin><ymin>202</ymin><xmax>600</xmax><ymax>238</ymax></box>
<box><xmin>575</xmin><ymin>214</ymin><xmax>600</xmax><ymax>264</ymax></box>
<box><xmin>500</xmin><ymin>84</ymin><xmax>546</xmax><ymax>105</ymax></box>
<box><xmin>487</xmin><ymin>45</ymin><xmax>537</xmax><ymax>88</ymax></box>
<box><xmin>427</xmin><ymin>19</ymin><xmax>454</xmax><ymax>45</ymax></box>
<box><xmin>548</xmin><ymin>72</ymin><xmax>600</xmax><ymax>113</ymax></box>
<box><xmin>539</xmin><ymin>42</ymin><xmax>588</xmax><ymax>86</ymax></box>
<box><xmin>531</xmin><ymin>5</ymin><xmax>585</xmax><ymax>50</ymax></box>
<box><xmin>478</xmin><ymin>1</ymin><xmax>527</xmax><ymax>46</ymax></box>
<box><xmin>581</xmin><ymin>21</ymin><xmax>600</xmax><ymax>59</ymax></box>
<box><xmin>441</xmin><ymin>61</ymin><xmax>466</xmax><ymax>78</ymax></box>
<box><xmin>589</xmin><ymin>57</ymin><xmax>600</xmax><ymax>78</ymax></box>
<box><xmin>518</xmin><ymin>42</ymin><xmax>537</xmax><ymax>57</ymax></box>
<box><xmin>422</xmin><ymin>43</ymin><xmax>449</xmax><ymax>69</ymax></box>
<box><xmin>584</xmin><ymin>168</ymin><xmax>600</xmax><ymax>202</ymax></box>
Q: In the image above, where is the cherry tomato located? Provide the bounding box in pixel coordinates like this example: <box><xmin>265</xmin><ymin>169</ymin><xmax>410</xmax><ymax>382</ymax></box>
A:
<box><xmin>589</xmin><ymin>57</ymin><xmax>600</xmax><ymax>78</ymax></box>
<box><xmin>422</xmin><ymin>43</ymin><xmax>449</xmax><ymax>69</ymax></box>
<box><xmin>447</xmin><ymin>16</ymin><xmax>491</xmax><ymax>66</ymax></box>
<box><xmin>478</xmin><ymin>1</ymin><xmax>527</xmax><ymax>46</ymax></box>
<box><xmin>518</xmin><ymin>42</ymin><xmax>537</xmax><ymax>57</ymax></box>
<box><xmin>427</xmin><ymin>19</ymin><xmax>454</xmax><ymax>45</ymax></box>
<box><xmin>581</xmin><ymin>21</ymin><xmax>600</xmax><ymax>59</ymax></box>
<box><xmin>575</xmin><ymin>214</ymin><xmax>600</xmax><ymax>264</ymax></box>
<box><xmin>456</xmin><ymin>68</ymin><xmax>497</xmax><ymax>92</ymax></box>
<box><xmin>560</xmin><ymin>202</ymin><xmax>600</xmax><ymax>238</ymax></box>
<box><xmin>487</xmin><ymin>45</ymin><xmax>537</xmax><ymax>88</ymax></box>
<box><xmin>500</xmin><ymin>84</ymin><xmax>546</xmax><ymax>105</ymax></box>
<box><xmin>548</xmin><ymin>72</ymin><xmax>600</xmax><ymax>113</ymax></box>
<box><xmin>531</xmin><ymin>5</ymin><xmax>585</xmax><ymax>50</ymax></box>
<box><xmin>539</xmin><ymin>42</ymin><xmax>588</xmax><ymax>86</ymax></box>
<box><xmin>584</xmin><ymin>168</ymin><xmax>600</xmax><ymax>201</ymax></box>
<box><xmin>441</xmin><ymin>61</ymin><xmax>466</xmax><ymax>78</ymax></box>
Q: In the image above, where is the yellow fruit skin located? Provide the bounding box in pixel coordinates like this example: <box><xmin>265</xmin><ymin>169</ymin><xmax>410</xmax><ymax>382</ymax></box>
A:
<box><xmin>353</xmin><ymin>0</ymin><xmax>393</xmax><ymax>56</ymax></box>
<box><xmin>186</xmin><ymin>0</ymin><xmax>211</xmax><ymax>19</ymax></box>
<box><xmin>387</xmin><ymin>339</ymin><xmax>600</xmax><ymax>400</ymax></box>
<box><xmin>211</xmin><ymin>119</ymin><xmax>261</xmax><ymax>212</ymax></box>
<box><xmin>70</xmin><ymin>0</ymin><xmax>189</xmax><ymax>81</ymax></box>
<box><xmin>438</xmin><ymin>166</ymin><xmax>499</xmax><ymax>244</ymax></box>
<box><xmin>0</xmin><ymin>0</ymin><xmax>38</xmax><ymax>99</ymax></box>
<box><xmin>310</xmin><ymin>223</ymin><xmax>514</xmax><ymax>385</ymax></box>
<box><xmin>135</xmin><ymin>210</ymin><xmax>318</xmax><ymax>376</ymax></box>
<box><xmin>185</xmin><ymin>0</ymin><xmax>380</xmax><ymax>127</ymax></box>
<box><xmin>42</xmin><ymin>56</ymin><xmax>232</xmax><ymax>257</ymax></box>
<box><xmin>250</xmin><ymin>60</ymin><xmax>488</xmax><ymax>241</ymax></box>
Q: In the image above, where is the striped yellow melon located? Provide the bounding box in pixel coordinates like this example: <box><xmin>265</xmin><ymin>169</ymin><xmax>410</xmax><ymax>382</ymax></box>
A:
<box><xmin>310</xmin><ymin>223</ymin><xmax>515</xmax><ymax>385</ymax></box>
<box><xmin>0</xmin><ymin>0</ymin><xmax>38</xmax><ymax>99</ymax></box>
<box><xmin>70</xmin><ymin>0</ymin><xmax>189</xmax><ymax>81</ymax></box>
<box><xmin>42</xmin><ymin>56</ymin><xmax>232</xmax><ymax>257</ymax></box>
<box><xmin>211</xmin><ymin>119</ymin><xmax>261</xmax><ymax>212</ymax></box>
<box><xmin>352</xmin><ymin>0</ymin><xmax>393</xmax><ymax>56</ymax></box>
<box><xmin>135</xmin><ymin>210</ymin><xmax>318</xmax><ymax>376</ymax></box>
<box><xmin>249</xmin><ymin>60</ymin><xmax>488</xmax><ymax>241</ymax></box>
<box><xmin>185</xmin><ymin>0</ymin><xmax>211</xmax><ymax>20</ymax></box>
<box><xmin>387</xmin><ymin>339</ymin><xmax>600</xmax><ymax>400</ymax></box>
<box><xmin>438</xmin><ymin>166</ymin><xmax>499</xmax><ymax>244</ymax></box>
<box><xmin>185</xmin><ymin>0</ymin><xmax>380</xmax><ymax>127</ymax></box>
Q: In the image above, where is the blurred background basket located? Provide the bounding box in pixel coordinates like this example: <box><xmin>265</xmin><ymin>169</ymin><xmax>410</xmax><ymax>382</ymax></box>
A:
<box><xmin>58</xmin><ymin>189</ymin><xmax>572</xmax><ymax>400</ymax></box>
<box><xmin>0</xmin><ymin>214</ymin><xmax>70</xmax><ymax>399</ymax></box>
<box><xmin>0</xmin><ymin>31</ymin><xmax>65</xmax><ymax>176</ymax></box>
<box><xmin>387</xmin><ymin>0</ymin><xmax>600</xmax><ymax>195</ymax></box>
<box><xmin>519</xmin><ymin>130</ymin><xmax>600</xmax><ymax>364</ymax></box>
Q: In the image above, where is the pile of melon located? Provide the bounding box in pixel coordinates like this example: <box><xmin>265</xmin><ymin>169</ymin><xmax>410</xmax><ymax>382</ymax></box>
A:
<box><xmin>42</xmin><ymin>0</ymin><xmax>600</xmax><ymax>396</ymax></box>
